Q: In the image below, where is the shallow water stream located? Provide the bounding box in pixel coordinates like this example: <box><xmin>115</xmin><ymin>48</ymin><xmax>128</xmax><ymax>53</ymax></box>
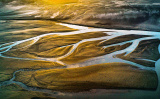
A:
<box><xmin>0</xmin><ymin>2</ymin><xmax>160</xmax><ymax>99</ymax></box>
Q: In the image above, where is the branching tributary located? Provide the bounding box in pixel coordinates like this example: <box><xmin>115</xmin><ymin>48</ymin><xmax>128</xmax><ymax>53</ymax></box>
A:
<box><xmin>0</xmin><ymin>23</ymin><xmax>160</xmax><ymax>96</ymax></box>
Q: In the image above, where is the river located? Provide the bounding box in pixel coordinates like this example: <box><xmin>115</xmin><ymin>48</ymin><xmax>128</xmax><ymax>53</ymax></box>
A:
<box><xmin>0</xmin><ymin>2</ymin><xmax>160</xmax><ymax>99</ymax></box>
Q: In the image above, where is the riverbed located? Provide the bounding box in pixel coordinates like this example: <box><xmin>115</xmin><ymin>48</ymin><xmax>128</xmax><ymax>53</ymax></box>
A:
<box><xmin>0</xmin><ymin>2</ymin><xmax>160</xmax><ymax>99</ymax></box>
<box><xmin>0</xmin><ymin>20</ymin><xmax>159</xmax><ymax>99</ymax></box>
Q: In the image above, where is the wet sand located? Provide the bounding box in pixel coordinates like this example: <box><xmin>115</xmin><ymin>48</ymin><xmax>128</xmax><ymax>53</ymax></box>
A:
<box><xmin>0</xmin><ymin>21</ymin><xmax>159</xmax><ymax>99</ymax></box>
